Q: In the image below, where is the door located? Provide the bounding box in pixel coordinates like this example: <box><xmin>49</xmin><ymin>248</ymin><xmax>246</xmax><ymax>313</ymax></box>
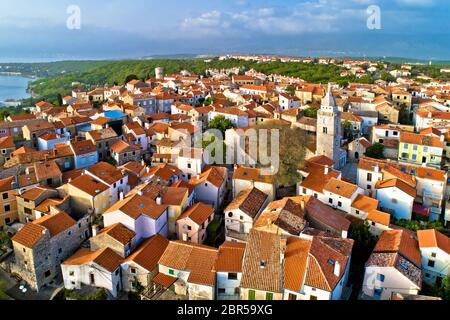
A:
<box><xmin>90</xmin><ymin>273</ymin><xmax>95</xmax><ymax>285</ymax></box>
<box><xmin>288</xmin><ymin>293</ymin><xmax>297</xmax><ymax>300</ymax></box>
<box><xmin>354</xmin><ymin>152</ymin><xmax>359</xmax><ymax>160</ymax></box>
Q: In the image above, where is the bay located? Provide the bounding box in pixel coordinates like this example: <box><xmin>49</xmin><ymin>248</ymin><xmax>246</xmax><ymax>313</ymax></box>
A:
<box><xmin>0</xmin><ymin>75</ymin><xmax>31</xmax><ymax>104</ymax></box>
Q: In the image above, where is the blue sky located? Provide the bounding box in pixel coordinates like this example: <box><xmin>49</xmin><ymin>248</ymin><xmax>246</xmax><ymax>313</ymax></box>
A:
<box><xmin>0</xmin><ymin>0</ymin><xmax>449</xmax><ymax>61</ymax></box>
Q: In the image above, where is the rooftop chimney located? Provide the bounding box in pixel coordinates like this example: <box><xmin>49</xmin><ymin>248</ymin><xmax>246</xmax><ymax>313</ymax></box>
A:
<box><xmin>119</xmin><ymin>191</ymin><xmax>124</xmax><ymax>201</ymax></box>
<box><xmin>300</xmin><ymin>199</ymin><xmax>305</xmax><ymax>211</ymax></box>
<box><xmin>324</xmin><ymin>166</ymin><xmax>329</xmax><ymax>175</ymax></box>
<box><xmin>334</xmin><ymin>261</ymin><xmax>341</xmax><ymax>277</ymax></box>
<box><xmin>91</xmin><ymin>225</ymin><xmax>99</xmax><ymax>237</ymax></box>
<box><xmin>341</xmin><ymin>230</ymin><xmax>348</xmax><ymax>239</ymax></box>
<box><xmin>156</xmin><ymin>196</ymin><xmax>162</xmax><ymax>205</ymax></box>
<box><xmin>146</xmin><ymin>166</ymin><xmax>150</xmax><ymax>173</ymax></box>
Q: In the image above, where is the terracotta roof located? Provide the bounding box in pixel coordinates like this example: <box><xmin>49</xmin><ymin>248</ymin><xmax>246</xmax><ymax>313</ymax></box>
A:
<box><xmin>351</xmin><ymin>194</ymin><xmax>379</xmax><ymax>213</ymax></box>
<box><xmin>70</xmin><ymin>140</ymin><xmax>96</xmax><ymax>156</ymax></box>
<box><xmin>305</xmin><ymin>196</ymin><xmax>351</xmax><ymax>233</ymax></box>
<box><xmin>105</xmin><ymin>193</ymin><xmax>167</xmax><ymax>220</ymax></box>
<box><xmin>307</xmin><ymin>155</ymin><xmax>334</xmax><ymax>167</ymax></box>
<box><xmin>161</xmin><ymin>187</ymin><xmax>188</xmax><ymax>206</ymax></box>
<box><xmin>0</xmin><ymin>136</ymin><xmax>15</xmax><ymax>149</ymax></box>
<box><xmin>240</xmin><ymin>230</ymin><xmax>282</xmax><ymax>292</ymax></box>
<box><xmin>20</xmin><ymin>185</ymin><xmax>54</xmax><ymax>201</ymax></box>
<box><xmin>214</xmin><ymin>241</ymin><xmax>246</xmax><ymax>273</ymax></box>
<box><xmin>367</xmin><ymin>210</ymin><xmax>391</xmax><ymax>226</ymax></box>
<box><xmin>159</xmin><ymin>241</ymin><xmax>218</xmax><ymax>286</ymax></box>
<box><xmin>226</xmin><ymin>187</ymin><xmax>268</xmax><ymax>218</ymax></box>
<box><xmin>125</xmin><ymin>234</ymin><xmax>169</xmax><ymax>271</ymax></box>
<box><xmin>86</xmin><ymin>162</ymin><xmax>124</xmax><ymax>185</ymax></box>
<box><xmin>110</xmin><ymin>139</ymin><xmax>141</xmax><ymax>154</ymax></box>
<box><xmin>177</xmin><ymin>202</ymin><xmax>214</xmax><ymax>225</ymax></box>
<box><xmin>417</xmin><ymin>229</ymin><xmax>450</xmax><ymax>255</ymax></box>
<box><xmin>144</xmin><ymin>164</ymin><xmax>181</xmax><ymax>182</ymax></box>
<box><xmin>95</xmin><ymin>223</ymin><xmax>135</xmax><ymax>245</ymax></box>
<box><xmin>153</xmin><ymin>272</ymin><xmax>178</xmax><ymax>288</ymax></box>
<box><xmin>86</xmin><ymin>128</ymin><xmax>117</xmax><ymax>141</ymax></box>
<box><xmin>400</xmin><ymin>132</ymin><xmax>444</xmax><ymax>148</ymax></box>
<box><xmin>63</xmin><ymin>247</ymin><xmax>122</xmax><ymax>272</ymax></box>
<box><xmin>324</xmin><ymin>178</ymin><xmax>359</xmax><ymax>199</ymax></box>
<box><xmin>34</xmin><ymin>161</ymin><xmax>61</xmax><ymax>181</ymax></box>
<box><xmin>283</xmin><ymin>237</ymin><xmax>310</xmax><ymax>292</ymax></box>
<box><xmin>233</xmin><ymin>166</ymin><xmax>274</xmax><ymax>184</ymax></box>
<box><xmin>375</xmin><ymin>178</ymin><xmax>417</xmax><ymax>198</ymax></box>
<box><xmin>69</xmin><ymin>174</ymin><xmax>109</xmax><ymax>196</ymax></box>
<box><xmin>12</xmin><ymin>212</ymin><xmax>76</xmax><ymax>248</ymax></box>
<box><xmin>373</xmin><ymin>229</ymin><xmax>421</xmax><ymax>267</ymax></box>
<box><xmin>189</xmin><ymin>166</ymin><xmax>227</xmax><ymax>188</ymax></box>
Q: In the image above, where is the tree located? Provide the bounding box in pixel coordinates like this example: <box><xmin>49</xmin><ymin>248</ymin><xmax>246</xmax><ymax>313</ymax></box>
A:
<box><xmin>255</xmin><ymin>122</ymin><xmax>308</xmax><ymax>186</ymax></box>
<box><xmin>285</xmin><ymin>85</ymin><xmax>296</xmax><ymax>96</ymax></box>
<box><xmin>57</xmin><ymin>93</ymin><xmax>63</xmax><ymax>106</ymax></box>
<box><xmin>303</xmin><ymin>107</ymin><xmax>318</xmax><ymax>119</ymax></box>
<box><xmin>207</xmin><ymin>115</ymin><xmax>234</xmax><ymax>135</ymax></box>
<box><xmin>398</xmin><ymin>104</ymin><xmax>412</xmax><ymax>125</ymax></box>
<box><xmin>440</xmin><ymin>276</ymin><xmax>450</xmax><ymax>300</ymax></box>
<box><xmin>348</xmin><ymin>220</ymin><xmax>376</xmax><ymax>266</ymax></box>
<box><xmin>0</xmin><ymin>280</ymin><xmax>7</xmax><ymax>300</ymax></box>
<box><xmin>124</xmin><ymin>74</ymin><xmax>139</xmax><ymax>84</ymax></box>
<box><xmin>365</xmin><ymin>142</ymin><xmax>385</xmax><ymax>159</ymax></box>
<box><xmin>342</xmin><ymin>120</ymin><xmax>354</xmax><ymax>142</ymax></box>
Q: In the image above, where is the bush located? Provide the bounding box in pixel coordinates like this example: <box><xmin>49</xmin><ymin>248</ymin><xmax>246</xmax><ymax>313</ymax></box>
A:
<box><xmin>64</xmin><ymin>288</ymin><xmax>108</xmax><ymax>300</ymax></box>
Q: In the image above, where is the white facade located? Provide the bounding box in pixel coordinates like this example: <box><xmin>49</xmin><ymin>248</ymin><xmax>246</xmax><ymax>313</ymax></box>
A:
<box><xmin>420</xmin><ymin>247</ymin><xmax>450</xmax><ymax>285</ymax></box>
<box><xmin>61</xmin><ymin>261</ymin><xmax>121</xmax><ymax>297</ymax></box>
<box><xmin>375</xmin><ymin>187</ymin><xmax>414</xmax><ymax>220</ymax></box>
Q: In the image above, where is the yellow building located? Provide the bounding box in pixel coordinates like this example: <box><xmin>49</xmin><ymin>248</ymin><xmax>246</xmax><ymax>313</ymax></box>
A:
<box><xmin>399</xmin><ymin>132</ymin><xmax>444</xmax><ymax>168</ymax></box>
<box><xmin>391</xmin><ymin>89</ymin><xmax>412</xmax><ymax>111</ymax></box>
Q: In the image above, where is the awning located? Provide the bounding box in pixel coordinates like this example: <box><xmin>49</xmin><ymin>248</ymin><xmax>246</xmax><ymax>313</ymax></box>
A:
<box><xmin>153</xmin><ymin>272</ymin><xmax>178</xmax><ymax>288</ymax></box>
<box><xmin>413</xmin><ymin>204</ymin><xmax>430</xmax><ymax>216</ymax></box>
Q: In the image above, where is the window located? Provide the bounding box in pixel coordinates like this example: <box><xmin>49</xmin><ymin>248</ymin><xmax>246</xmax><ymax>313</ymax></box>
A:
<box><xmin>188</xmin><ymin>226</ymin><xmax>192</xmax><ymax>231</ymax></box>
<box><xmin>367</xmin><ymin>173</ymin><xmax>372</xmax><ymax>182</ymax></box>
<box><xmin>413</xmin><ymin>145</ymin><xmax>418</xmax><ymax>151</ymax></box>
<box><xmin>372</xmin><ymin>222</ymin><xmax>376</xmax><ymax>226</ymax></box>
<box><xmin>228</xmin><ymin>212</ymin><xmax>233</xmax><ymax>218</ymax></box>
<box><xmin>23</xmin><ymin>248</ymin><xmax>26</xmax><ymax>253</ymax></box>
<box><xmin>113</xmin><ymin>183</ymin><xmax>117</xmax><ymax>188</ymax></box>
<box><xmin>2</xmin><ymin>193</ymin><xmax>8</xmax><ymax>200</ymax></box>
<box><xmin>367</xmin><ymin>184</ymin><xmax>372</xmax><ymax>190</ymax></box>
<box><xmin>393</xmin><ymin>131</ymin><xmax>398</xmax><ymax>136</ymax></box>
<box><xmin>391</xmin><ymin>198</ymin><xmax>398</xmax><ymax>204</ymax></box>
<box><xmin>69</xmin><ymin>271</ymin><xmax>74</xmax><ymax>276</ymax></box>
<box><xmin>302</xmin><ymin>188</ymin><xmax>307</xmax><ymax>194</ymax></box>
<box><xmin>44</xmin><ymin>270</ymin><xmax>51</xmax><ymax>278</ymax></box>
<box><xmin>131</xmin><ymin>268</ymin><xmax>136</xmax><ymax>274</ymax></box>
<box><xmin>431</xmin><ymin>252</ymin><xmax>436</xmax><ymax>258</ymax></box>
<box><xmin>187</xmin><ymin>163</ymin><xmax>191</xmax><ymax>169</ymax></box>
<box><xmin>329</xmin><ymin>198</ymin><xmax>333</xmax><ymax>204</ymax></box>
<box><xmin>218</xmin><ymin>288</ymin><xmax>226</xmax><ymax>294</ymax></box>
<box><xmin>169</xmin><ymin>269</ymin><xmax>174</xmax><ymax>275</ymax></box>
<box><xmin>338</xmin><ymin>201</ymin><xmax>342</xmax><ymax>207</ymax></box>
<box><xmin>58</xmin><ymin>248</ymin><xmax>62</xmax><ymax>254</ymax></box>
<box><xmin>374</xmin><ymin>288</ymin><xmax>382</xmax><ymax>299</ymax></box>
<box><xmin>4</xmin><ymin>205</ymin><xmax>10</xmax><ymax>212</ymax></box>
<box><xmin>228</xmin><ymin>273</ymin><xmax>238</xmax><ymax>280</ymax></box>
<box><xmin>5</xmin><ymin>217</ymin><xmax>10</xmax><ymax>224</ymax></box>
<box><xmin>403</xmin><ymin>143</ymin><xmax>409</xmax><ymax>149</ymax></box>
<box><xmin>428</xmin><ymin>260</ymin><xmax>435</xmax><ymax>268</ymax></box>
<box><xmin>310</xmin><ymin>295</ymin><xmax>318</xmax><ymax>300</ymax></box>
<box><xmin>377</xmin><ymin>274</ymin><xmax>385</xmax><ymax>282</ymax></box>
<box><xmin>423</xmin><ymin>147</ymin><xmax>428</xmax><ymax>152</ymax></box>
<box><xmin>323</xmin><ymin>127</ymin><xmax>328</xmax><ymax>134</ymax></box>
<box><xmin>355</xmin><ymin>210</ymin><xmax>360</xmax><ymax>215</ymax></box>
<box><xmin>115</xmin><ymin>269</ymin><xmax>120</xmax><ymax>276</ymax></box>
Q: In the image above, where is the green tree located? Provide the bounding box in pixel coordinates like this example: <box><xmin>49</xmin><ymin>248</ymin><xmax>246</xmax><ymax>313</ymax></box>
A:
<box><xmin>440</xmin><ymin>276</ymin><xmax>450</xmax><ymax>300</ymax></box>
<box><xmin>0</xmin><ymin>280</ymin><xmax>7</xmax><ymax>300</ymax></box>
<box><xmin>342</xmin><ymin>120</ymin><xmax>354</xmax><ymax>142</ymax></box>
<box><xmin>365</xmin><ymin>142</ymin><xmax>385</xmax><ymax>159</ymax></box>
<box><xmin>349</xmin><ymin>220</ymin><xmax>376</xmax><ymax>266</ymax></box>
<box><xmin>398</xmin><ymin>104</ymin><xmax>412</xmax><ymax>125</ymax></box>
<box><xmin>56</xmin><ymin>93</ymin><xmax>63</xmax><ymax>106</ymax></box>
<box><xmin>207</xmin><ymin>115</ymin><xmax>234</xmax><ymax>135</ymax></box>
<box><xmin>303</xmin><ymin>107</ymin><xmax>318</xmax><ymax>119</ymax></box>
<box><xmin>124</xmin><ymin>74</ymin><xmax>139</xmax><ymax>84</ymax></box>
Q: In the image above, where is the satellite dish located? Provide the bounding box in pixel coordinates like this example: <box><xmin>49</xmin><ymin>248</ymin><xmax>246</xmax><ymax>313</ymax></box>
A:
<box><xmin>19</xmin><ymin>285</ymin><xmax>24</xmax><ymax>290</ymax></box>
<box><xmin>22</xmin><ymin>288</ymin><xmax>27</xmax><ymax>293</ymax></box>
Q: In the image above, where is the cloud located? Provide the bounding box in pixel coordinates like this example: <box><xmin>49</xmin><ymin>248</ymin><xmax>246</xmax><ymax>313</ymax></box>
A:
<box><xmin>396</xmin><ymin>0</ymin><xmax>434</xmax><ymax>6</ymax></box>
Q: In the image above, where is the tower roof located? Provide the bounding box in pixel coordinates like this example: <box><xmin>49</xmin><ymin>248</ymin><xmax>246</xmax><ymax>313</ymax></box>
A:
<box><xmin>321</xmin><ymin>83</ymin><xmax>338</xmax><ymax>111</ymax></box>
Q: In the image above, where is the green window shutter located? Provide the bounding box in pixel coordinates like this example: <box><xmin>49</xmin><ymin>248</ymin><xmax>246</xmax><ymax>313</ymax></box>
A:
<box><xmin>169</xmin><ymin>269</ymin><xmax>174</xmax><ymax>275</ymax></box>
<box><xmin>266</xmin><ymin>292</ymin><xmax>273</xmax><ymax>300</ymax></box>
<box><xmin>248</xmin><ymin>290</ymin><xmax>255</xmax><ymax>300</ymax></box>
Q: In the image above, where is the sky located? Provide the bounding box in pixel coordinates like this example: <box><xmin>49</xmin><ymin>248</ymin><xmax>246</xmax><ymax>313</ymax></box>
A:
<box><xmin>0</xmin><ymin>0</ymin><xmax>449</xmax><ymax>62</ymax></box>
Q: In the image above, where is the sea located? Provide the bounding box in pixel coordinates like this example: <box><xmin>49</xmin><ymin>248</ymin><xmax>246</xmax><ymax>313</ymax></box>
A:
<box><xmin>0</xmin><ymin>75</ymin><xmax>31</xmax><ymax>106</ymax></box>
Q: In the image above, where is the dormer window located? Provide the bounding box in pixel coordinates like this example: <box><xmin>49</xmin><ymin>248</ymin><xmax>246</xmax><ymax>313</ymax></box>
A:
<box><xmin>259</xmin><ymin>260</ymin><xmax>266</xmax><ymax>268</ymax></box>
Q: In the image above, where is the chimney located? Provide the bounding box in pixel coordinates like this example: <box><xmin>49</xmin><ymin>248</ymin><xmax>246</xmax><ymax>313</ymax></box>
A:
<box><xmin>374</xmin><ymin>165</ymin><xmax>379</xmax><ymax>173</ymax></box>
<box><xmin>91</xmin><ymin>225</ymin><xmax>99</xmax><ymax>237</ymax></box>
<box><xmin>156</xmin><ymin>195</ymin><xmax>162</xmax><ymax>205</ymax></box>
<box><xmin>119</xmin><ymin>191</ymin><xmax>124</xmax><ymax>201</ymax></box>
<box><xmin>341</xmin><ymin>230</ymin><xmax>348</xmax><ymax>239</ymax></box>
<box><xmin>146</xmin><ymin>166</ymin><xmax>150</xmax><ymax>173</ymax></box>
<box><xmin>334</xmin><ymin>261</ymin><xmax>341</xmax><ymax>277</ymax></box>
<box><xmin>440</xmin><ymin>134</ymin><xmax>445</xmax><ymax>142</ymax></box>
<box><xmin>141</xmin><ymin>159</ymin><xmax>145</xmax><ymax>166</ymax></box>
<box><xmin>324</xmin><ymin>166</ymin><xmax>329</xmax><ymax>175</ymax></box>
<box><xmin>300</xmin><ymin>199</ymin><xmax>305</xmax><ymax>211</ymax></box>
<box><xmin>137</xmin><ymin>190</ymin><xmax>144</xmax><ymax>196</ymax></box>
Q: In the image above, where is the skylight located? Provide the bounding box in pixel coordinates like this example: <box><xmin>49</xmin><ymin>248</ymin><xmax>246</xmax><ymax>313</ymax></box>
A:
<box><xmin>327</xmin><ymin>259</ymin><xmax>334</xmax><ymax>266</ymax></box>
<box><xmin>399</xmin><ymin>262</ymin><xmax>409</xmax><ymax>270</ymax></box>
<box><xmin>139</xmin><ymin>203</ymin><xmax>145</xmax><ymax>207</ymax></box>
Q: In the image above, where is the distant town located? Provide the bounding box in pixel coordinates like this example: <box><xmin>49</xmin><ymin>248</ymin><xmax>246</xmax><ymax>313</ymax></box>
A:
<box><xmin>0</xmin><ymin>53</ymin><xmax>449</xmax><ymax>302</ymax></box>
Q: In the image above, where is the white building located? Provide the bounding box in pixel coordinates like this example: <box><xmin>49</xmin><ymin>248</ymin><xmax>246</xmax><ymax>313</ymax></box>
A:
<box><xmin>417</xmin><ymin>229</ymin><xmax>450</xmax><ymax>286</ymax></box>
